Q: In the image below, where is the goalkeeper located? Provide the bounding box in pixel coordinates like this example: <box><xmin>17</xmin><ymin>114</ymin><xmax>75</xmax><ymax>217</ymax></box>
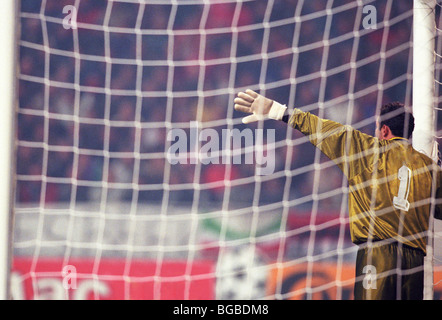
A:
<box><xmin>234</xmin><ymin>89</ymin><xmax>442</xmax><ymax>300</ymax></box>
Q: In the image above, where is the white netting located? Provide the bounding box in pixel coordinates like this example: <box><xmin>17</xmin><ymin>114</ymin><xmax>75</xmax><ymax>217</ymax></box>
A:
<box><xmin>11</xmin><ymin>0</ymin><xmax>442</xmax><ymax>300</ymax></box>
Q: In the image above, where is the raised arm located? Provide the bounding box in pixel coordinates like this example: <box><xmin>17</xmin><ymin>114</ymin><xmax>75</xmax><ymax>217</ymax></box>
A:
<box><xmin>234</xmin><ymin>90</ymin><xmax>378</xmax><ymax>179</ymax></box>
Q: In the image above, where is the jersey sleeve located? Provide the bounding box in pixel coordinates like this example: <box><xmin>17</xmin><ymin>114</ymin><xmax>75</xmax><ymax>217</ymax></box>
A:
<box><xmin>287</xmin><ymin>108</ymin><xmax>378</xmax><ymax>180</ymax></box>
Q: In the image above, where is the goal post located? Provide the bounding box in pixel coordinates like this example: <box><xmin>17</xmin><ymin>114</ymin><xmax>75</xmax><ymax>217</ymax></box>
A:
<box><xmin>413</xmin><ymin>0</ymin><xmax>436</xmax><ymax>158</ymax></box>
<box><xmin>0</xmin><ymin>0</ymin><xmax>18</xmax><ymax>300</ymax></box>
<box><xmin>412</xmin><ymin>0</ymin><xmax>437</xmax><ymax>301</ymax></box>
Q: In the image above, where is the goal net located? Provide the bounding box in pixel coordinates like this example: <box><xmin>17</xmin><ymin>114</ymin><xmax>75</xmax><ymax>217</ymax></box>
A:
<box><xmin>10</xmin><ymin>0</ymin><xmax>442</xmax><ymax>300</ymax></box>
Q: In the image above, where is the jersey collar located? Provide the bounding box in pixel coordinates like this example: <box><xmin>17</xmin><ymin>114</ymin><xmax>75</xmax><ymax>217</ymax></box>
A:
<box><xmin>388</xmin><ymin>137</ymin><xmax>408</xmax><ymax>142</ymax></box>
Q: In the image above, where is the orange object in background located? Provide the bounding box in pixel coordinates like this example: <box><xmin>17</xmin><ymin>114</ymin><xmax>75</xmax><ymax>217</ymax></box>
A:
<box><xmin>268</xmin><ymin>262</ymin><xmax>442</xmax><ymax>300</ymax></box>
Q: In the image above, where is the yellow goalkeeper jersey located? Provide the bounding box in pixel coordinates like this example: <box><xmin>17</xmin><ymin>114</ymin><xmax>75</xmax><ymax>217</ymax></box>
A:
<box><xmin>288</xmin><ymin>109</ymin><xmax>442</xmax><ymax>254</ymax></box>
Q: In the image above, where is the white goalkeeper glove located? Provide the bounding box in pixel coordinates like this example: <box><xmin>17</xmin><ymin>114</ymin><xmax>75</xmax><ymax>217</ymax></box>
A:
<box><xmin>234</xmin><ymin>89</ymin><xmax>287</xmax><ymax>124</ymax></box>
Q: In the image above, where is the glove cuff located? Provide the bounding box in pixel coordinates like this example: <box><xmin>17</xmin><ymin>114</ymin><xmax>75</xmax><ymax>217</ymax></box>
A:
<box><xmin>268</xmin><ymin>101</ymin><xmax>287</xmax><ymax>121</ymax></box>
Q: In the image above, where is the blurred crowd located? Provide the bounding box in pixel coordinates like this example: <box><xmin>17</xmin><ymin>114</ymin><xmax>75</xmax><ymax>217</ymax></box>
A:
<box><xmin>16</xmin><ymin>0</ymin><xmax>416</xmax><ymax>213</ymax></box>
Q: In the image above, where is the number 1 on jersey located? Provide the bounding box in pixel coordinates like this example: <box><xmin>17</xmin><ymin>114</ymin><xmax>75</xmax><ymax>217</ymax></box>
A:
<box><xmin>393</xmin><ymin>165</ymin><xmax>411</xmax><ymax>212</ymax></box>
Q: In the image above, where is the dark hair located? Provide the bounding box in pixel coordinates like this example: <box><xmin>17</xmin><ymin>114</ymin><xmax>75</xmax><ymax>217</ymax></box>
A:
<box><xmin>379</xmin><ymin>101</ymin><xmax>414</xmax><ymax>139</ymax></box>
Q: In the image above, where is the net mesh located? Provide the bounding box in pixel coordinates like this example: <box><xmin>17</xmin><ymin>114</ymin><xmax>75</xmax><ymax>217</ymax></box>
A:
<box><xmin>12</xmin><ymin>0</ymin><xmax>442</xmax><ymax>300</ymax></box>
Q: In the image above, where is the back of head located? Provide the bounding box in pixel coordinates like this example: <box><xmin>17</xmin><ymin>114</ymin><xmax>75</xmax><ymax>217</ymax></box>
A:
<box><xmin>379</xmin><ymin>101</ymin><xmax>414</xmax><ymax>139</ymax></box>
